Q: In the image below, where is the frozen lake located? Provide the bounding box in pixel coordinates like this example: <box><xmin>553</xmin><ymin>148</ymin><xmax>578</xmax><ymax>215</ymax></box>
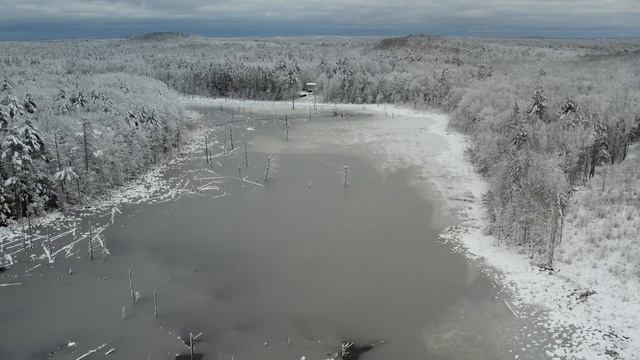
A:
<box><xmin>0</xmin><ymin>102</ymin><xmax>555</xmax><ymax>359</ymax></box>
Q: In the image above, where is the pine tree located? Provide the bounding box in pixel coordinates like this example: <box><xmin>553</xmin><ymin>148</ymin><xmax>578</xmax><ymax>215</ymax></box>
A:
<box><xmin>529</xmin><ymin>86</ymin><xmax>546</xmax><ymax>120</ymax></box>
<box><xmin>1</xmin><ymin>94</ymin><xmax>49</xmax><ymax>221</ymax></box>
<box><xmin>560</xmin><ymin>97</ymin><xmax>577</xmax><ymax>116</ymax></box>
<box><xmin>53</xmin><ymin>167</ymin><xmax>79</xmax><ymax>202</ymax></box>
<box><xmin>0</xmin><ymin>171</ymin><xmax>11</xmax><ymax>225</ymax></box>
<box><xmin>437</xmin><ymin>69</ymin><xmax>451</xmax><ymax>104</ymax></box>
<box><xmin>508</xmin><ymin>103</ymin><xmax>527</xmax><ymax>150</ymax></box>
<box><xmin>0</xmin><ymin>94</ymin><xmax>24</xmax><ymax>129</ymax></box>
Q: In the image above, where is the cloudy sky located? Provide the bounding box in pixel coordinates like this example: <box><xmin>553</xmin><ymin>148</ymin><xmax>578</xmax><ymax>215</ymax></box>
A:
<box><xmin>1</xmin><ymin>0</ymin><xmax>639</xmax><ymax>40</ymax></box>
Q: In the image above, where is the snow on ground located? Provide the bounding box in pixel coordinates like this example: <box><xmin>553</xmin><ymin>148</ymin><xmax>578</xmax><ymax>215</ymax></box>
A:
<box><xmin>184</xmin><ymin>96</ymin><xmax>639</xmax><ymax>359</ymax></box>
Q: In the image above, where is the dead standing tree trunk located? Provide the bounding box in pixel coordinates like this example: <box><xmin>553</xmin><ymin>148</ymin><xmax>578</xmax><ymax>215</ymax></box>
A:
<box><xmin>54</xmin><ymin>131</ymin><xmax>67</xmax><ymax>202</ymax></box>
<box><xmin>176</xmin><ymin>128</ymin><xmax>181</xmax><ymax>152</ymax></box>
<box><xmin>129</xmin><ymin>268</ymin><xmax>136</xmax><ymax>305</ymax></box>
<box><xmin>546</xmin><ymin>194</ymin><xmax>566</xmax><ymax>269</ymax></box>
<box><xmin>264</xmin><ymin>155</ymin><xmax>271</xmax><ymax>182</ymax></box>
<box><xmin>82</xmin><ymin>120</ymin><xmax>90</xmax><ymax>173</ymax></box>
<box><xmin>88</xmin><ymin>223</ymin><xmax>93</xmax><ymax>261</ymax></box>
<box><xmin>154</xmin><ymin>290</ymin><xmax>158</xmax><ymax>318</ymax></box>
<box><xmin>344</xmin><ymin>166</ymin><xmax>349</xmax><ymax>186</ymax></box>
<box><xmin>244</xmin><ymin>142</ymin><xmax>248</xmax><ymax>168</ymax></box>
<box><xmin>190</xmin><ymin>332</ymin><xmax>195</xmax><ymax>360</ymax></box>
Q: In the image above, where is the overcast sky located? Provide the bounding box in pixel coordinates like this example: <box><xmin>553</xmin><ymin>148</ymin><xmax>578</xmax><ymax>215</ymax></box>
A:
<box><xmin>1</xmin><ymin>0</ymin><xmax>639</xmax><ymax>40</ymax></box>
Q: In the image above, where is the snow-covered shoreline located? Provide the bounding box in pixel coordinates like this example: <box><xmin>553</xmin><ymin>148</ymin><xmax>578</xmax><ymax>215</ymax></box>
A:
<box><xmin>184</xmin><ymin>96</ymin><xmax>638</xmax><ymax>359</ymax></box>
<box><xmin>0</xmin><ymin>110</ymin><xmax>212</xmax><ymax>268</ymax></box>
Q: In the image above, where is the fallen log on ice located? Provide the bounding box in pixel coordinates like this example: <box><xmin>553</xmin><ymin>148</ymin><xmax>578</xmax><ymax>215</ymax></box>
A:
<box><xmin>75</xmin><ymin>343</ymin><xmax>108</xmax><ymax>360</ymax></box>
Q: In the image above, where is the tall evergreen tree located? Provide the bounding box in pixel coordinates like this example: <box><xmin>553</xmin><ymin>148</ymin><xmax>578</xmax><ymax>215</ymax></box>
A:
<box><xmin>529</xmin><ymin>86</ymin><xmax>546</xmax><ymax>120</ymax></box>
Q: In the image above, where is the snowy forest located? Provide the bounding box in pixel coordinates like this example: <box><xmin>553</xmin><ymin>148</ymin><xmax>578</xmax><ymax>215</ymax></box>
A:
<box><xmin>1</xmin><ymin>34</ymin><xmax>640</xmax><ymax>268</ymax></box>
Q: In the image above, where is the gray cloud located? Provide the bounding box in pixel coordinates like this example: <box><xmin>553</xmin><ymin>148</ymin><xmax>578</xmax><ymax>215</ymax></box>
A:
<box><xmin>0</xmin><ymin>0</ymin><xmax>638</xmax><ymax>38</ymax></box>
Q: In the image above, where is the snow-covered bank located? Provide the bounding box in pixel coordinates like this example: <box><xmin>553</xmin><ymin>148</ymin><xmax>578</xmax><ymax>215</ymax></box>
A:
<box><xmin>184</xmin><ymin>96</ymin><xmax>639</xmax><ymax>359</ymax></box>
<box><xmin>0</xmin><ymin>110</ymin><xmax>218</xmax><ymax>269</ymax></box>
